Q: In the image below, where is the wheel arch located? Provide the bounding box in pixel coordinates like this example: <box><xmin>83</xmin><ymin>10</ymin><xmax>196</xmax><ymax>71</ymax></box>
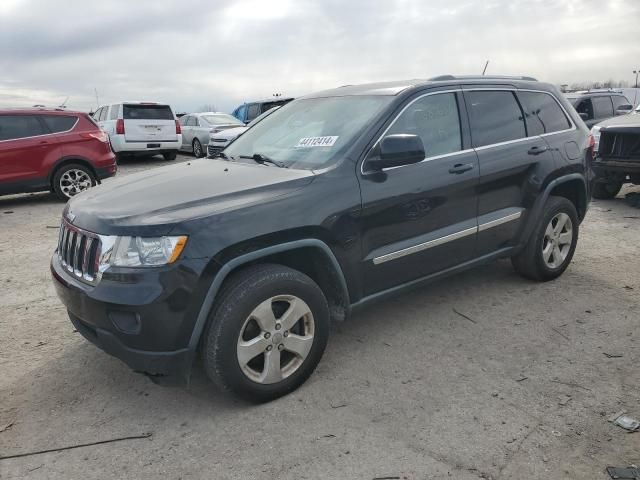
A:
<box><xmin>48</xmin><ymin>156</ymin><xmax>100</xmax><ymax>189</ymax></box>
<box><xmin>519</xmin><ymin>173</ymin><xmax>588</xmax><ymax>244</ymax></box>
<box><xmin>187</xmin><ymin>239</ymin><xmax>351</xmax><ymax>352</ymax></box>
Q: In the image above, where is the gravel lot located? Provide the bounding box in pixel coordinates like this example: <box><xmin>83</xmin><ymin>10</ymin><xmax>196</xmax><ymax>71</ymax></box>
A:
<box><xmin>1</xmin><ymin>154</ymin><xmax>639</xmax><ymax>479</ymax></box>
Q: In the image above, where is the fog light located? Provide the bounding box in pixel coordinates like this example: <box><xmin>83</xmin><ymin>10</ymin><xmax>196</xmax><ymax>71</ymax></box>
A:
<box><xmin>108</xmin><ymin>311</ymin><xmax>141</xmax><ymax>334</ymax></box>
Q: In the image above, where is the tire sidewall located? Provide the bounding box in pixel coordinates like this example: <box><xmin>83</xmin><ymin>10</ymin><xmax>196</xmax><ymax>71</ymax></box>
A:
<box><xmin>532</xmin><ymin>198</ymin><xmax>579</xmax><ymax>278</ymax></box>
<box><xmin>204</xmin><ymin>269</ymin><xmax>329</xmax><ymax>402</ymax></box>
<box><xmin>193</xmin><ymin>139</ymin><xmax>202</xmax><ymax>157</ymax></box>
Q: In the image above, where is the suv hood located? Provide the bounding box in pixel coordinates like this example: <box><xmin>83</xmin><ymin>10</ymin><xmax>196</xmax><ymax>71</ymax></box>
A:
<box><xmin>67</xmin><ymin>159</ymin><xmax>314</xmax><ymax>235</ymax></box>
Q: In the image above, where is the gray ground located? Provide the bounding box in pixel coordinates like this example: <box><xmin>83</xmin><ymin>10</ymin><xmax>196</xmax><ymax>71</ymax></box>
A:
<box><xmin>1</xmin><ymin>154</ymin><xmax>639</xmax><ymax>480</ymax></box>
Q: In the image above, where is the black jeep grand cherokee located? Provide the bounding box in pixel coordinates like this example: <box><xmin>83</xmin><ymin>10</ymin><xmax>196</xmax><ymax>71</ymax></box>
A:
<box><xmin>52</xmin><ymin>76</ymin><xmax>592</xmax><ymax>402</ymax></box>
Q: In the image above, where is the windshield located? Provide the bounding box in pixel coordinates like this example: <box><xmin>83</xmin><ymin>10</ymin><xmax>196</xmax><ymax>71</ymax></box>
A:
<box><xmin>202</xmin><ymin>114</ymin><xmax>244</xmax><ymax>126</ymax></box>
<box><xmin>224</xmin><ymin>96</ymin><xmax>393</xmax><ymax>170</ymax></box>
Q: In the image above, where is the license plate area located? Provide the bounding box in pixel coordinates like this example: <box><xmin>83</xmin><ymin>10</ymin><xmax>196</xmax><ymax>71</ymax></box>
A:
<box><xmin>147</xmin><ymin>143</ymin><xmax>161</xmax><ymax>148</ymax></box>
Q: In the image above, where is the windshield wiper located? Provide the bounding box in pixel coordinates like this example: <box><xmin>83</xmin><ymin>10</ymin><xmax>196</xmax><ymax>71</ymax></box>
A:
<box><xmin>239</xmin><ymin>153</ymin><xmax>287</xmax><ymax>168</ymax></box>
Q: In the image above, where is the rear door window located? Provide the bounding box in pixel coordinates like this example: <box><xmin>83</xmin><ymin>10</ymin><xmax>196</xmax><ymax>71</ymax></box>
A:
<box><xmin>465</xmin><ymin>91</ymin><xmax>526</xmax><ymax>147</ymax></box>
<box><xmin>0</xmin><ymin>115</ymin><xmax>46</xmax><ymax>141</ymax></box>
<box><xmin>98</xmin><ymin>108</ymin><xmax>108</xmax><ymax>122</ymax></box>
<box><xmin>518</xmin><ymin>91</ymin><xmax>571</xmax><ymax>135</ymax></box>
<box><xmin>612</xmin><ymin>95</ymin><xmax>631</xmax><ymax>110</ymax></box>
<box><xmin>592</xmin><ymin>96</ymin><xmax>613</xmax><ymax>119</ymax></box>
<box><xmin>123</xmin><ymin>104</ymin><xmax>174</xmax><ymax>120</ymax></box>
<box><xmin>384</xmin><ymin>92</ymin><xmax>462</xmax><ymax>158</ymax></box>
<box><xmin>40</xmin><ymin>115</ymin><xmax>78</xmax><ymax>133</ymax></box>
<box><xmin>186</xmin><ymin>116</ymin><xmax>196</xmax><ymax>126</ymax></box>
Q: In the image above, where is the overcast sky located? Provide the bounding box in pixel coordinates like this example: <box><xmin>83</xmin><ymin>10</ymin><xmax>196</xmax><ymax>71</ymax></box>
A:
<box><xmin>0</xmin><ymin>0</ymin><xmax>638</xmax><ymax>113</ymax></box>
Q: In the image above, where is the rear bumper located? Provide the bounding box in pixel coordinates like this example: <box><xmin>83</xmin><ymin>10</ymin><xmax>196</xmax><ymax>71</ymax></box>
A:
<box><xmin>110</xmin><ymin>135</ymin><xmax>181</xmax><ymax>153</ymax></box>
<box><xmin>593</xmin><ymin>158</ymin><xmax>640</xmax><ymax>176</ymax></box>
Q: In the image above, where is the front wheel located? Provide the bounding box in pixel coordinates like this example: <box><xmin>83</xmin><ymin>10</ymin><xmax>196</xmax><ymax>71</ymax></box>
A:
<box><xmin>202</xmin><ymin>264</ymin><xmax>329</xmax><ymax>402</ymax></box>
<box><xmin>52</xmin><ymin>163</ymin><xmax>97</xmax><ymax>201</ymax></box>
<box><xmin>163</xmin><ymin>151</ymin><xmax>178</xmax><ymax>161</ymax></box>
<box><xmin>511</xmin><ymin>196</ymin><xmax>579</xmax><ymax>281</ymax></box>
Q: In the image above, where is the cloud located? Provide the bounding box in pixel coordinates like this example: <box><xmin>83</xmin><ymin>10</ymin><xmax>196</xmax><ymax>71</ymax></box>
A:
<box><xmin>0</xmin><ymin>0</ymin><xmax>638</xmax><ymax>112</ymax></box>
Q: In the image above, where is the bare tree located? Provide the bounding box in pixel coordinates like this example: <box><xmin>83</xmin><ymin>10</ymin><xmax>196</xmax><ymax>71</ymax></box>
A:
<box><xmin>196</xmin><ymin>104</ymin><xmax>217</xmax><ymax>112</ymax></box>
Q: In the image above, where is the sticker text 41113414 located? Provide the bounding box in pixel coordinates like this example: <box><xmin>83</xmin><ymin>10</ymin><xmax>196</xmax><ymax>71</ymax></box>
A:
<box><xmin>296</xmin><ymin>136</ymin><xmax>339</xmax><ymax>148</ymax></box>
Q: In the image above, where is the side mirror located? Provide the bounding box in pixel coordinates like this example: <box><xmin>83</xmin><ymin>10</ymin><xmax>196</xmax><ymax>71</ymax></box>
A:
<box><xmin>615</xmin><ymin>105</ymin><xmax>633</xmax><ymax>116</ymax></box>
<box><xmin>578</xmin><ymin>112</ymin><xmax>589</xmax><ymax>120</ymax></box>
<box><xmin>366</xmin><ymin>134</ymin><xmax>425</xmax><ymax>171</ymax></box>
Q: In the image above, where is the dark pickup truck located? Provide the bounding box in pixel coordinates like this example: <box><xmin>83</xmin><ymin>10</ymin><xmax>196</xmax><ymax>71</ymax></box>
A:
<box><xmin>591</xmin><ymin>106</ymin><xmax>640</xmax><ymax>198</ymax></box>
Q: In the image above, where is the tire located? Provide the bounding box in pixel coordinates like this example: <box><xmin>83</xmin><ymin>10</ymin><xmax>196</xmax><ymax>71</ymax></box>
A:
<box><xmin>202</xmin><ymin>264</ymin><xmax>330</xmax><ymax>403</ymax></box>
<box><xmin>52</xmin><ymin>163</ymin><xmax>97</xmax><ymax>201</ymax></box>
<box><xmin>511</xmin><ymin>196</ymin><xmax>579</xmax><ymax>281</ymax></box>
<box><xmin>192</xmin><ymin>139</ymin><xmax>204</xmax><ymax>158</ymax></box>
<box><xmin>592</xmin><ymin>180</ymin><xmax>622</xmax><ymax>199</ymax></box>
<box><xmin>163</xmin><ymin>151</ymin><xmax>178</xmax><ymax>161</ymax></box>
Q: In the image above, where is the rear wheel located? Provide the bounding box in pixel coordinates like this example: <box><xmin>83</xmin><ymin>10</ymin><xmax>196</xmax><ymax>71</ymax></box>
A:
<box><xmin>593</xmin><ymin>180</ymin><xmax>622</xmax><ymax>199</ymax></box>
<box><xmin>192</xmin><ymin>139</ymin><xmax>204</xmax><ymax>158</ymax></box>
<box><xmin>511</xmin><ymin>196</ymin><xmax>579</xmax><ymax>281</ymax></box>
<box><xmin>52</xmin><ymin>163</ymin><xmax>96</xmax><ymax>201</ymax></box>
<box><xmin>202</xmin><ymin>264</ymin><xmax>329</xmax><ymax>402</ymax></box>
<box><xmin>163</xmin><ymin>151</ymin><xmax>177</xmax><ymax>161</ymax></box>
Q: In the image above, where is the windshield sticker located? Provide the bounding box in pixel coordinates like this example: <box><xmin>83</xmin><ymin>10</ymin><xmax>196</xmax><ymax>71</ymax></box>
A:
<box><xmin>296</xmin><ymin>136</ymin><xmax>339</xmax><ymax>148</ymax></box>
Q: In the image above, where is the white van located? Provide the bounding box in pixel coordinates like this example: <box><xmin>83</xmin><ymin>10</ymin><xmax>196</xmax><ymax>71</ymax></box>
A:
<box><xmin>93</xmin><ymin>102</ymin><xmax>182</xmax><ymax>160</ymax></box>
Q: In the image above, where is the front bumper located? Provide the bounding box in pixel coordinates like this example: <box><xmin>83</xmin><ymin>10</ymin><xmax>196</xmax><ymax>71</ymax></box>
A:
<box><xmin>51</xmin><ymin>253</ymin><xmax>201</xmax><ymax>385</ymax></box>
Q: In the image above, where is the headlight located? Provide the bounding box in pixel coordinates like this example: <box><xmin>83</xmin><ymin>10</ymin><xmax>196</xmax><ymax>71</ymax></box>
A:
<box><xmin>98</xmin><ymin>235</ymin><xmax>187</xmax><ymax>270</ymax></box>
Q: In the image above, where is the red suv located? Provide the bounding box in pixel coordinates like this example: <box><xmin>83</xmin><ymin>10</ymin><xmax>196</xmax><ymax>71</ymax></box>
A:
<box><xmin>0</xmin><ymin>108</ymin><xmax>117</xmax><ymax>200</ymax></box>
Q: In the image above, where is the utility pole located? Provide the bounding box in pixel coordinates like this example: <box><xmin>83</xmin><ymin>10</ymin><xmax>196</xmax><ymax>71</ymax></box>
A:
<box><xmin>94</xmin><ymin>88</ymin><xmax>100</xmax><ymax>108</ymax></box>
<box><xmin>634</xmin><ymin>70</ymin><xmax>639</xmax><ymax>89</ymax></box>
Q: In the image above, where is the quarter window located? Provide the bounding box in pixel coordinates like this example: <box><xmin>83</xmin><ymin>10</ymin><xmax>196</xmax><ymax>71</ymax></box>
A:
<box><xmin>0</xmin><ymin>115</ymin><xmax>45</xmax><ymax>141</ymax></box>
<box><xmin>612</xmin><ymin>95</ymin><xmax>631</xmax><ymax>110</ymax></box>
<box><xmin>383</xmin><ymin>92</ymin><xmax>462</xmax><ymax>158</ymax></box>
<box><xmin>592</xmin><ymin>96</ymin><xmax>613</xmax><ymax>118</ymax></box>
<box><xmin>518</xmin><ymin>91</ymin><xmax>571</xmax><ymax>135</ymax></box>
<box><xmin>41</xmin><ymin>115</ymin><xmax>77</xmax><ymax>133</ymax></box>
<box><xmin>466</xmin><ymin>91</ymin><xmax>526</xmax><ymax>147</ymax></box>
<box><xmin>109</xmin><ymin>105</ymin><xmax>119</xmax><ymax>120</ymax></box>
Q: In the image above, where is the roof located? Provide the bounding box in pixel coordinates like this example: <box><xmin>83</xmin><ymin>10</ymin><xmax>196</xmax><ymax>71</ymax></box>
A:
<box><xmin>0</xmin><ymin>107</ymin><xmax>84</xmax><ymax>115</ymax></box>
<box><xmin>302</xmin><ymin>75</ymin><xmax>547</xmax><ymax>99</ymax></box>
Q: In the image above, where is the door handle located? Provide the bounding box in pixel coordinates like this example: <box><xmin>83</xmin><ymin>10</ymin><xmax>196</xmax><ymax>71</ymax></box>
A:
<box><xmin>448</xmin><ymin>163</ymin><xmax>474</xmax><ymax>174</ymax></box>
<box><xmin>527</xmin><ymin>146</ymin><xmax>549</xmax><ymax>155</ymax></box>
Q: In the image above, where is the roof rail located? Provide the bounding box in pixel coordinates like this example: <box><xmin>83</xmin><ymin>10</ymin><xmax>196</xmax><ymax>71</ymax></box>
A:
<box><xmin>429</xmin><ymin>74</ymin><xmax>538</xmax><ymax>82</ymax></box>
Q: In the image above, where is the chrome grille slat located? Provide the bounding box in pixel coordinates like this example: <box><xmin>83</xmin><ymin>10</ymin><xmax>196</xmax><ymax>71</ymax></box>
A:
<box><xmin>56</xmin><ymin>219</ymin><xmax>102</xmax><ymax>285</ymax></box>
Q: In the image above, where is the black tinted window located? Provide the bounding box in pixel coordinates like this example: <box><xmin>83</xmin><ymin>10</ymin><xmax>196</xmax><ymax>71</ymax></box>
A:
<box><xmin>575</xmin><ymin>99</ymin><xmax>593</xmax><ymax>120</ymax></box>
<box><xmin>0</xmin><ymin>115</ymin><xmax>45</xmax><ymax>141</ymax></box>
<box><xmin>123</xmin><ymin>105</ymin><xmax>174</xmax><ymax>120</ymax></box>
<box><xmin>247</xmin><ymin>104</ymin><xmax>261</xmax><ymax>121</ymax></box>
<box><xmin>518</xmin><ymin>91</ymin><xmax>571</xmax><ymax>135</ymax></box>
<box><xmin>592</xmin><ymin>96</ymin><xmax>613</xmax><ymax>118</ymax></box>
<box><xmin>41</xmin><ymin>115</ymin><xmax>77</xmax><ymax>133</ymax></box>
<box><xmin>385</xmin><ymin>92</ymin><xmax>461</xmax><ymax>157</ymax></box>
<box><xmin>466</xmin><ymin>91</ymin><xmax>526</xmax><ymax>147</ymax></box>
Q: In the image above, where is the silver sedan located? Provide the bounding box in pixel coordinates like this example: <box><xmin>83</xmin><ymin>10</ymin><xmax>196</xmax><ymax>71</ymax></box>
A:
<box><xmin>179</xmin><ymin>112</ymin><xmax>244</xmax><ymax>157</ymax></box>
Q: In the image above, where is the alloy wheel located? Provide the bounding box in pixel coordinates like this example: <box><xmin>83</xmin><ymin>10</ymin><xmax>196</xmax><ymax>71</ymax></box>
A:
<box><xmin>59</xmin><ymin>169</ymin><xmax>92</xmax><ymax>198</ymax></box>
<box><xmin>236</xmin><ymin>295</ymin><xmax>315</xmax><ymax>384</ymax></box>
<box><xmin>542</xmin><ymin>212</ymin><xmax>573</xmax><ymax>268</ymax></box>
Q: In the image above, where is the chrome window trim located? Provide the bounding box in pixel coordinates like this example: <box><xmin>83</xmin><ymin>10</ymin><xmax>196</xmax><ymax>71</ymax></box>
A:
<box><xmin>361</xmin><ymin>86</ymin><xmax>576</xmax><ymax>175</ymax></box>
<box><xmin>372</xmin><ymin>210</ymin><xmax>523</xmax><ymax>265</ymax></box>
<box><xmin>0</xmin><ymin>116</ymin><xmax>79</xmax><ymax>143</ymax></box>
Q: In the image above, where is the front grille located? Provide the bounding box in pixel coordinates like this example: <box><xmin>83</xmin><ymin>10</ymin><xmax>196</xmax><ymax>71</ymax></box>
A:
<box><xmin>207</xmin><ymin>145</ymin><xmax>224</xmax><ymax>157</ymax></box>
<box><xmin>599</xmin><ymin>131</ymin><xmax>640</xmax><ymax>160</ymax></box>
<box><xmin>57</xmin><ymin>220</ymin><xmax>101</xmax><ymax>284</ymax></box>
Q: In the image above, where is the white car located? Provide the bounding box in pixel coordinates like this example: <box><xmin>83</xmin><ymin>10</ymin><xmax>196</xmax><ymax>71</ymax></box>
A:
<box><xmin>93</xmin><ymin>102</ymin><xmax>182</xmax><ymax>160</ymax></box>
